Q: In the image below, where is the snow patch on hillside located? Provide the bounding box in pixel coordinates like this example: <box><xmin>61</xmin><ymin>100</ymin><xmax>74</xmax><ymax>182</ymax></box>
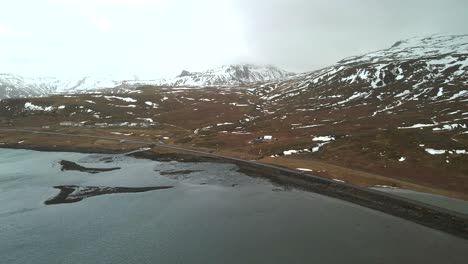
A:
<box><xmin>24</xmin><ymin>102</ymin><xmax>54</xmax><ymax>112</ymax></box>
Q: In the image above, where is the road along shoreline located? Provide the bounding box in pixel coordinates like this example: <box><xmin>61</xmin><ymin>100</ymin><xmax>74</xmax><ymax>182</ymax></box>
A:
<box><xmin>1</xmin><ymin>135</ymin><xmax>468</xmax><ymax>240</ymax></box>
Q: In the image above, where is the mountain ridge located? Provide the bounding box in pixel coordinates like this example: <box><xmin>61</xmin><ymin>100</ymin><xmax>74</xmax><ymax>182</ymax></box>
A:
<box><xmin>135</xmin><ymin>64</ymin><xmax>295</xmax><ymax>87</ymax></box>
<box><xmin>0</xmin><ymin>74</ymin><xmax>128</xmax><ymax>99</ymax></box>
<box><xmin>251</xmin><ymin>34</ymin><xmax>468</xmax><ymax>103</ymax></box>
<box><xmin>1</xmin><ymin>34</ymin><xmax>467</xmax><ymax>100</ymax></box>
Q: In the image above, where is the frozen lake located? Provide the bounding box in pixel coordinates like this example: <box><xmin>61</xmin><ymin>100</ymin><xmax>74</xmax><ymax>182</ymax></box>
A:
<box><xmin>1</xmin><ymin>148</ymin><xmax>467</xmax><ymax>264</ymax></box>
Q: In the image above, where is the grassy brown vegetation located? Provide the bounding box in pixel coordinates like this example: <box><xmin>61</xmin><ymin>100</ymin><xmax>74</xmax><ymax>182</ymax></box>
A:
<box><xmin>0</xmin><ymin>85</ymin><xmax>467</xmax><ymax>200</ymax></box>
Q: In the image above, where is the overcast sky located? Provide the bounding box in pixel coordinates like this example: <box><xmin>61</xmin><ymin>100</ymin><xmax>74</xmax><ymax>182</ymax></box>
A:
<box><xmin>1</xmin><ymin>0</ymin><xmax>467</xmax><ymax>79</ymax></box>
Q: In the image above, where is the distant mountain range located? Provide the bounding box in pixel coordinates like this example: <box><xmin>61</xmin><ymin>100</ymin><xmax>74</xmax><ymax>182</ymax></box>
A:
<box><xmin>0</xmin><ymin>64</ymin><xmax>294</xmax><ymax>99</ymax></box>
<box><xmin>1</xmin><ymin>34</ymin><xmax>467</xmax><ymax>100</ymax></box>
<box><xmin>0</xmin><ymin>74</ymin><xmax>126</xmax><ymax>99</ymax></box>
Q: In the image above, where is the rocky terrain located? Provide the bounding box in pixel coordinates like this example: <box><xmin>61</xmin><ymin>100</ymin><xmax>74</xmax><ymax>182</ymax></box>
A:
<box><xmin>0</xmin><ymin>34</ymin><xmax>467</xmax><ymax>199</ymax></box>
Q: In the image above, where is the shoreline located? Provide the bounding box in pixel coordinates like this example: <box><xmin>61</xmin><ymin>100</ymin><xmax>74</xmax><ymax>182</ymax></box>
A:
<box><xmin>1</xmin><ymin>143</ymin><xmax>468</xmax><ymax>240</ymax></box>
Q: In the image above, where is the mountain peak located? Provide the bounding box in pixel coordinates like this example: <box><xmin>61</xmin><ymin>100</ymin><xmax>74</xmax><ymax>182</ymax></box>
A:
<box><xmin>177</xmin><ymin>70</ymin><xmax>192</xmax><ymax>78</ymax></box>
<box><xmin>160</xmin><ymin>64</ymin><xmax>294</xmax><ymax>87</ymax></box>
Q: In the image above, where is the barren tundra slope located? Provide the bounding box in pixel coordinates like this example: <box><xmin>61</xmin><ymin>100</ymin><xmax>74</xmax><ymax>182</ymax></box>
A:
<box><xmin>0</xmin><ymin>35</ymin><xmax>467</xmax><ymax>198</ymax></box>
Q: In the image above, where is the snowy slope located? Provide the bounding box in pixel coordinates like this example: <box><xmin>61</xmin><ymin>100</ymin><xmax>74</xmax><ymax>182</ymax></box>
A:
<box><xmin>252</xmin><ymin>34</ymin><xmax>468</xmax><ymax>102</ymax></box>
<box><xmin>247</xmin><ymin>34</ymin><xmax>467</xmax><ymax>136</ymax></box>
<box><xmin>339</xmin><ymin>34</ymin><xmax>468</xmax><ymax>65</ymax></box>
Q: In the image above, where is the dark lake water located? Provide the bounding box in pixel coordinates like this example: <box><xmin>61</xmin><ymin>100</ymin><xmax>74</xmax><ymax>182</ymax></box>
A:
<box><xmin>372</xmin><ymin>187</ymin><xmax>468</xmax><ymax>215</ymax></box>
<box><xmin>1</xmin><ymin>148</ymin><xmax>467</xmax><ymax>264</ymax></box>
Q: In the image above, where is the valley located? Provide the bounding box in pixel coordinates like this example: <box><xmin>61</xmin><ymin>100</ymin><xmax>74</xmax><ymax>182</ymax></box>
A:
<box><xmin>0</xmin><ymin>34</ymin><xmax>467</xmax><ymax>200</ymax></box>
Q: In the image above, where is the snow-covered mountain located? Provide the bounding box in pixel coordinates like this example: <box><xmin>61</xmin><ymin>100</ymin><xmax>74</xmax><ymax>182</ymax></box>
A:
<box><xmin>247</xmin><ymin>34</ymin><xmax>467</xmax><ymax>137</ymax></box>
<box><xmin>0</xmin><ymin>74</ymin><xmax>55</xmax><ymax>99</ymax></box>
<box><xmin>252</xmin><ymin>34</ymin><xmax>468</xmax><ymax>102</ymax></box>
<box><xmin>0</xmin><ymin>74</ymin><xmax>127</xmax><ymax>99</ymax></box>
<box><xmin>148</xmin><ymin>64</ymin><xmax>294</xmax><ymax>87</ymax></box>
<box><xmin>2</xmin><ymin>34</ymin><xmax>466</xmax><ymax>101</ymax></box>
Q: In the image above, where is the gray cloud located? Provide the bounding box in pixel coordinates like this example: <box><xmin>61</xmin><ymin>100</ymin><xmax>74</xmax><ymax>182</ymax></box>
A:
<box><xmin>1</xmin><ymin>0</ymin><xmax>467</xmax><ymax>78</ymax></box>
<box><xmin>233</xmin><ymin>0</ymin><xmax>468</xmax><ymax>72</ymax></box>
